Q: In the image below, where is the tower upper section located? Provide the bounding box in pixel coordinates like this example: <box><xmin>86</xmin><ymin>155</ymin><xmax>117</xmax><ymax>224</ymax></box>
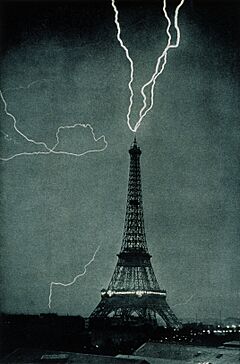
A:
<box><xmin>121</xmin><ymin>137</ymin><xmax>148</xmax><ymax>253</ymax></box>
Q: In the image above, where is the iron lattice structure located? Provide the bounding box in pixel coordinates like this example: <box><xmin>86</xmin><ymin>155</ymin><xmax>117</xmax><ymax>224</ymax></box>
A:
<box><xmin>90</xmin><ymin>138</ymin><xmax>181</xmax><ymax>328</ymax></box>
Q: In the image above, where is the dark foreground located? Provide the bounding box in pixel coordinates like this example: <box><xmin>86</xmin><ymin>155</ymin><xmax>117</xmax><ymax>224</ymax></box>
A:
<box><xmin>1</xmin><ymin>314</ymin><xmax>240</xmax><ymax>360</ymax></box>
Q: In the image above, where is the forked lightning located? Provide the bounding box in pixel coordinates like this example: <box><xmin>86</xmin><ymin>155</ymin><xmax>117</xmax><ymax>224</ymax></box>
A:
<box><xmin>111</xmin><ymin>0</ymin><xmax>185</xmax><ymax>132</ymax></box>
<box><xmin>0</xmin><ymin>90</ymin><xmax>107</xmax><ymax>161</ymax></box>
<box><xmin>48</xmin><ymin>245</ymin><xmax>100</xmax><ymax>309</ymax></box>
<box><xmin>1</xmin><ymin>0</ymin><xmax>185</xmax><ymax>310</ymax></box>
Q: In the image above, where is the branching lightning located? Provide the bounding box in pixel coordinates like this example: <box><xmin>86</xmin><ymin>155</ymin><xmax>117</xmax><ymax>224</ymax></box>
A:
<box><xmin>2</xmin><ymin>78</ymin><xmax>55</xmax><ymax>93</ymax></box>
<box><xmin>111</xmin><ymin>0</ymin><xmax>134</xmax><ymax>133</ymax></box>
<box><xmin>1</xmin><ymin>1</ymin><xmax>185</xmax><ymax>313</ymax></box>
<box><xmin>137</xmin><ymin>0</ymin><xmax>185</xmax><ymax>130</ymax></box>
<box><xmin>48</xmin><ymin>245</ymin><xmax>100</xmax><ymax>309</ymax></box>
<box><xmin>0</xmin><ymin>89</ymin><xmax>108</xmax><ymax>161</ymax></box>
<box><xmin>0</xmin><ymin>85</ymin><xmax>106</xmax><ymax>307</ymax></box>
<box><xmin>172</xmin><ymin>293</ymin><xmax>196</xmax><ymax>308</ymax></box>
<box><xmin>111</xmin><ymin>0</ymin><xmax>185</xmax><ymax>132</ymax></box>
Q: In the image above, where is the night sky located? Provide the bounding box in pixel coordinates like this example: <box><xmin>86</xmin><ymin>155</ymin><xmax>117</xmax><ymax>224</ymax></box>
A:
<box><xmin>0</xmin><ymin>0</ymin><xmax>239</xmax><ymax>321</ymax></box>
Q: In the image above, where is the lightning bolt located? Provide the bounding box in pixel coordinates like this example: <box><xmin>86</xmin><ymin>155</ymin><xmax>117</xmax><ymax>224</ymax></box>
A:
<box><xmin>111</xmin><ymin>0</ymin><xmax>185</xmax><ymax>132</ymax></box>
<box><xmin>2</xmin><ymin>78</ymin><xmax>55</xmax><ymax>93</ymax></box>
<box><xmin>172</xmin><ymin>293</ymin><xmax>196</xmax><ymax>308</ymax></box>
<box><xmin>0</xmin><ymin>89</ymin><xmax>108</xmax><ymax>161</ymax></box>
<box><xmin>48</xmin><ymin>245</ymin><xmax>101</xmax><ymax>309</ymax></box>
<box><xmin>111</xmin><ymin>0</ymin><xmax>134</xmax><ymax>133</ymax></box>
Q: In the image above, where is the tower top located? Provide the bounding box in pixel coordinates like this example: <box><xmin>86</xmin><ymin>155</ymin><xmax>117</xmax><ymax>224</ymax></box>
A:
<box><xmin>122</xmin><ymin>136</ymin><xmax>146</xmax><ymax>252</ymax></box>
<box><xmin>129</xmin><ymin>136</ymin><xmax>141</xmax><ymax>155</ymax></box>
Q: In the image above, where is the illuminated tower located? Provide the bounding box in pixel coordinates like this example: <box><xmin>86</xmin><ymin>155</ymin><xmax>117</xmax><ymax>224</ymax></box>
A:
<box><xmin>90</xmin><ymin>138</ymin><xmax>181</xmax><ymax>328</ymax></box>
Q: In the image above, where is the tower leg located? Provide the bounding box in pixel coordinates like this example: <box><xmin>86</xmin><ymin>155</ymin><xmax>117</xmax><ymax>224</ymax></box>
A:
<box><xmin>155</xmin><ymin>302</ymin><xmax>182</xmax><ymax>328</ymax></box>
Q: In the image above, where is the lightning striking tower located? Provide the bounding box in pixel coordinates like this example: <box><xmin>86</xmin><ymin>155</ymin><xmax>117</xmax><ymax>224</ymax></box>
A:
<box><xmin>90</xmin><ymin>138</ymin><xmax>181</xmax><ymax>328</ymax></box>
<box><xmin>111</xmin><ymin>0</ymin><xmax>185</xmax><ymax>133</ymax></box>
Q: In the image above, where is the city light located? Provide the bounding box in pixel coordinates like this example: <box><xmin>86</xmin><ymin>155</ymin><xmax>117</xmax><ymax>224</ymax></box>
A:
<box><xmin>101</xmin><ymin>290</ymin><xmax>167</xmax><ymax>297</ymax></box>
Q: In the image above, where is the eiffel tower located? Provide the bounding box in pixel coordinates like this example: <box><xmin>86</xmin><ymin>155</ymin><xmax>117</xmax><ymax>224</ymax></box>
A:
<box><xmin>90</xmin><ymin>138</ymin><xmax>181</xmax><ymax>328</ymax></box>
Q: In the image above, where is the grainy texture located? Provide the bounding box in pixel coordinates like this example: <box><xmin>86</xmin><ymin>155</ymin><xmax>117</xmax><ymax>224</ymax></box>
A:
<box><xmin>0</xmin><ymin>0</ymin><xmax>239</xmax><ymax>321</ymax></box>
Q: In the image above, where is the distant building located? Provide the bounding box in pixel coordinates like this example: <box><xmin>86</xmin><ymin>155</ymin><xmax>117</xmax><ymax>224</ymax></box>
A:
<box><xmin>222</xmin><ymin>341</ymin><xmax>240</xmax><ymax>349</ymax></box>
<box><xmin>116</xmin><ymin>341</ymin><xmax>240</xmax><ymax>363</ymax></box>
